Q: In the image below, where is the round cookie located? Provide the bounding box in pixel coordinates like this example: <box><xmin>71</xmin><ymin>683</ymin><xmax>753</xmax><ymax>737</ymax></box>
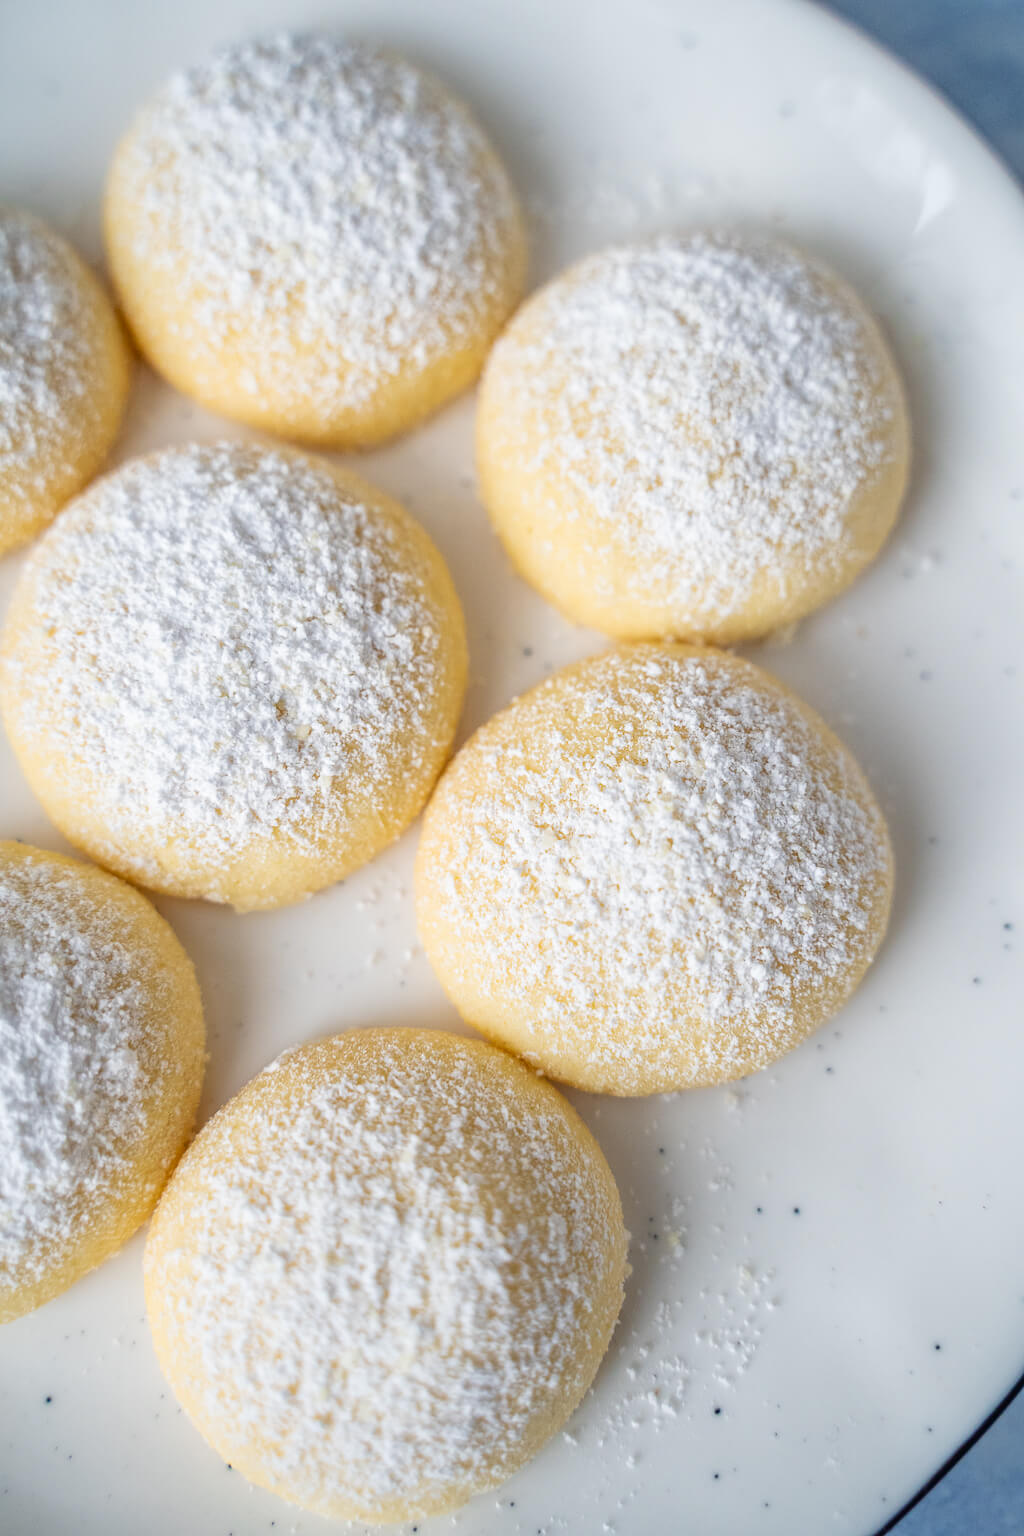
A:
<box><xmin>105</xmin><ymin>33</ymin><xmax>527</xmax><ymax>448</ymax></box>
<box><xmin>477</xmin><ymin>230</ymin><xmax>910</xmax><ymax>644</ymax></box>
<box><xmin>415</xmin><ymin>644</ymin><xmax>893</xmax><ymax>1095</ymax></box>
<box><xmin>0</xmin><ymin>207</ymin><xmax>130</xmax><ymax>557</ymax></box>
<box><xmin>144</xmin><ymin>1027</ymin><xmax>627</xmax><ymax>1522</ymax></box>
<box><xmin>0</xmin><ymin>441</ymin><xmax>467</xmax><ymax>911</ymax></box>
<box><xmin>0</xmin><ymin>841</ymin><xmax>204</xmax><ymax>1323</ymax></box>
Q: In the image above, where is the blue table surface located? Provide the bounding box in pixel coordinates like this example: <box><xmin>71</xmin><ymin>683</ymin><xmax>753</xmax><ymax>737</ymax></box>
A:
<box><xmin>824</xmin><ymin>3</ymin><xmax>1024</xmax><ymax>1534</ymax></box>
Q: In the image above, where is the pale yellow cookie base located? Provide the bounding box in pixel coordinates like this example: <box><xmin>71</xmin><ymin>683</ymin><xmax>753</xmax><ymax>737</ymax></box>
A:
<box><xmin>415</xmin><ymin>645</ymin><xmax>893</xmax><ymax>1095</ymax></box>
<box><xmin>0</xmin><ymin>459</ymin><xmax>468</xmax><ymax>912</ymax></box>
<box><xmin>104</xmin><ymin>139</ymin><xmax>526</xmax><ymax>450</ymax></box>
<box><xmin>0</xmin><ymin>214</ymin><xmax>131</xmax><ymax>558</ymax></box>
<box><xmin>0</xmin><ymin>843</ymin><xmax>204</xmax><ymax>1323</ymax></box>
<box><xmin>476</xmin><ymin>252</ymin><xmax>910</xmax><ymax>646</ymax></box>
<box><xmin>145</xmin><ymin>1029</ymin><xmax>627</xmax><ymax>1522</ymax></box>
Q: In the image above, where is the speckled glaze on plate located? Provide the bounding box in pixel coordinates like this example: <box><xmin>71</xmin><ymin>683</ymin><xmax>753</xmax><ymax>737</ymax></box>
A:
<box><xmin>0</xmin><ymin>2</ymin><xmax>1021</xmax><ymax>1534</ymax></box>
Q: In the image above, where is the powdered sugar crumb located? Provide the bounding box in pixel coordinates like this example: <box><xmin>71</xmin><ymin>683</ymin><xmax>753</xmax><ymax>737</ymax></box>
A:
<box><xmin>565</xmin><ymin>1147</ymin><xmax>776</xmax><ymax>1467</ymax></box>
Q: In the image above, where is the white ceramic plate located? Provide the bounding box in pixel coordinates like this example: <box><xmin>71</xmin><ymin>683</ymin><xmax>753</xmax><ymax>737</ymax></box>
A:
<box><xmin>1</xmin><ymin>1</ymin><xmax>1022</xmax><ymax>1532</ymax></box>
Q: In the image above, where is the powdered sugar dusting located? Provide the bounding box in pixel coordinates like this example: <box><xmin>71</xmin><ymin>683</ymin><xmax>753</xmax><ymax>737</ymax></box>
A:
<box><xmin>147</xmin><ymin>1031</ymin><xmax>624</xmax><ymax>1518</ymax></box>
<box><xmin>418</xmin><ymin>646</ymin><xmax>891</xmax><ymax>1091</ymax></box>
<box><xmin>482</xmin><ymin>230</ymin><xmax>903</xmax><ymax>626</ymax></box>
<box><xmin>0</xmin><ymin>849</ymin><xmax>157</xmax><ymax>1286</ymax></box>
<box><xmin>0</xmin><ymin>442</ymin><xmax>460</xmax><ymax>902</ymax></box>
<box><xmin>111</xmin><ymin>33</ymin><xmax>523</xmax><ymax>416</ymax></box>
<box><xmin>0</xmin><ymin>208</ymin><xmax>106</xmax><ymax>496</ymax></box>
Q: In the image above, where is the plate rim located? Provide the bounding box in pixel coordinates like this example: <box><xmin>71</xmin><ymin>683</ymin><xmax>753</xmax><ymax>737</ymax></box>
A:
<box><xmin>794</xmin><ymin>6</ymin><xmax>1024</xmax><ymax>1527</ymax></box>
